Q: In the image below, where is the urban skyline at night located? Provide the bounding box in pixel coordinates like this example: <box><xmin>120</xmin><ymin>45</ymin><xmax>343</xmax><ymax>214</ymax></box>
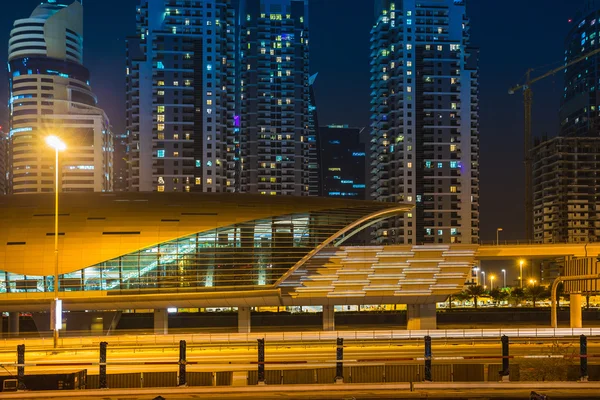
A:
<box><xmin>0</xmin><ymin>0</ymin><xmax>594</xmax><ymax>243</ymax></box>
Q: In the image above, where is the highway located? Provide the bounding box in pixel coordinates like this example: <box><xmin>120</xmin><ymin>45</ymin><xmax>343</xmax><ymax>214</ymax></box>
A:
<box><xmin>0</xmin><ymin>338</ymin><xmax>598</xmax><ymax>375</ymax></box>
<box><xmin>2</xmin><ymin>383</ymin><xmax>600</xmax><ymax>399</ymax></box>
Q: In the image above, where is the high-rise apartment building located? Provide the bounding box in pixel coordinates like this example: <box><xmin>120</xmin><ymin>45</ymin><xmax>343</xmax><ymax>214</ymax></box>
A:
<box><xmin>239</xmin><ymin>0</ymin><xmax>314</xmax><ymax>196</ymax></box>
<box><xmin>113</xmin><ymin>132</ymin><xmax>129</xmax><ymax>192</ymax></box>
<box><xmin>8</xmin><ymin>0</ymin><xmax>113</xmax><ymax>194</ymax></box>
<box><xmin>126</xmin><ymin>0</ymin><xmax>238</xmax><ymax>193</ymax></box>
<box><xmin>561</xmin><ymin>0</ymin><xmax>600</xmax><ymax>137</ymax></box>
<box><xmin>319</xmin><ymin>125</ymin><xmax>367</xmax><ymax>200</ymax></box>
<box><xmin>532</xmin><ymin>136</ymin><xmax>600</xmax><ymax>243</ymax></box>
<box><xmin>370</xmin><ymin>0</ymin><xmax>480</xmax><ymax>245</ymax></box>
<box><xmin>0</xmin><ymin>129</ymin><xmax>7</xmax><ymax>195</ymax></box>
<box><xmin>126</xmin><ymin>0</ymin><xmax>313</xmax><ymax>195</ymax></box>
<box><xmin>531</xmin><ymin>2</ymin><xmax>600</xmax><ymax>245</ymax></box>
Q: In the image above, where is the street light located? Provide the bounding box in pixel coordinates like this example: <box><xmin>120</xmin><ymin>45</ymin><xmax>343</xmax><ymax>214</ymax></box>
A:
<box><xmin>473</xmin><ymin>267</ymin><xmax>480</xmax><ymax>285</ymax></box>
<box><xmin>501</xmin><ymin>269</ymin><xmax>506</xmax><ymax>288</ymax></box>
<box><xmin>529</xmin><ymin>279</ymin><xmax>537</xmax><ymax>286</ymax></box>
<box><xmin>46</xmin><ymin>135</ymin><xmax>66</xmax><ymax>348</ymax></box>
<box><xmin>490</xmin><ymin>275</ymin><xmax>496</xmax><ymax>290</ymax></box>
<box><xmin>496</xmin><ymin>228</ymin><xmax>503</xmax><ymax>245</ymax></box>
<box><xmin>519</xmin><ymin>259</ymin><xmax>525</xmax><ymax>289</ymax></box>
<box><xmin>481</xmin><ymin>271</ymin><xmax>485</xmax><ymax>288</ymax></box>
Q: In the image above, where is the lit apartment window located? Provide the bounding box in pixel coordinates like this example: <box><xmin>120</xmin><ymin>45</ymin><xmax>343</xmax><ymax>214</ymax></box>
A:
<box><xmin>195</xmin><ymin>177</ymin><xmax>201</xmax><ymax>185</ymax></box>
<box><xmin>173</xmin><ymin>81</ymin><xmax>179</xmax><ymax>86</ymax></box>
<box><xmin>207</xmin><ymin>99</ymin><xmax>212</xmax><ymax>105</ymax></box>
<box><xmin>173</xmin><ymin>151</ymin><xmax>179</xmax><ymax>157</ymax></box>
<box><xmin>158</xmin><ymin>90</ymin><xmax>165</xmax><ymax>96</ymax></box>
<box><xmin>157</xmin><ymin>106</ymin><xmax>165</xmax><ymax>113</ymax></box>
<box><xmin>158</xmin><ymin>133</ymin><xmax>164</xmax><ymax>140</ymax></box>
<box><xmin>173</xmin><ymin>134</ymin><xmax>179</xmax><ymax>140</ymax></box>
<box><xmin>157</xmin><ymin>115</ymin><xmax>165</xmax><ymax>122</ymax></box>
<box><xmin>207</xmin><ymin>178</ymin><xmax>212</xmax><ymax>184</ymax></box>
<box><xmin>158</xmin><ymin>185</ymin><xmax>165</xmax><ymax>192</ymax></box>
<box><xmin>158</xmin><ymin>124</ymin><xmax>165</xmax><ymax>131</ymax></box>
<box><xmin>158</xmin><ymin>81</ymin><xmax>165</xmax><ymax>86</ymax></box>
<box><xmin>450</xmin><ymin>186</ymin><xmax>457</xmax><ymax>193</ymax></box>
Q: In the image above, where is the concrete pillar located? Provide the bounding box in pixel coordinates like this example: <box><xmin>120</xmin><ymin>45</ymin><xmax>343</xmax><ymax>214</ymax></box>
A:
<box><xmin>154</xmin><ymin>309</ymin><xmax>168</xmax><ymax>335</ymax></box>
<box><xmin>238</xmin><ymin>307</ymin><xmax>251</xmax><ymax>333</ymax></box>
<box><xmin>8</xmin><ymin>312</ymin><xmax>19</xmax><ymax>337</ymax></box>
<box><xmin>407</xmin><ymin>303</ymin><xmax>437</xmax><ymax>330</ymax></box>
<box><xmin>570</xmin><ymin>293</ymin><xmax>583</xmax><ymax>329</ymax></box>
<box><xmin>322</xmin><ymin>305</ymin><xmax>335</xmax><ymax>331</ymax></box>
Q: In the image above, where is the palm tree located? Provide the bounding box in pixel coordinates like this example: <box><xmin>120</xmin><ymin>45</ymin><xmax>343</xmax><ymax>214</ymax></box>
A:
<box><xmin>490</xmin><ymin>288</ymin><xmax>509</xmax><ymax>307</ymax></box>
<box><xmin>466</xmin><ymin>285</ymin><xmax>485</xmax><ymax>309</ymax></box>
<box><xmin>526</xmin><ymin>285</ymin><xmax>547</xmax><ymax>308</ymax></box>
<box><xmin>510</xmin><ymin>287</ymin><xmax>525</xmax><ymax>306</ymax></box>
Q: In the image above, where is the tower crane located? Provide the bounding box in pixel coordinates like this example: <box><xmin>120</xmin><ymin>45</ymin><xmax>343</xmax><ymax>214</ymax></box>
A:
<box><xmin>509</xmin><ymin>46</ymin><xmax>600</xmax><ymax>241</ymax></box>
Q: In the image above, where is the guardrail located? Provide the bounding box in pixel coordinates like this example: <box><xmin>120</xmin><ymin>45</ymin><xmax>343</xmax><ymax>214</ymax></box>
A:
<box><xmin>1</xmin><ymin>327</ymin><xmax>599</xmax><ymax>350</ymax></box>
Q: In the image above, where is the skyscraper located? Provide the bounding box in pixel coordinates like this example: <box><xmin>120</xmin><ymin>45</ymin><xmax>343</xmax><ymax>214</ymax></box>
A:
<box><xmin>319</xmin><ymin>125</ymin><xmax>367</xmax><ymax>200</ymax></box>
<box><xmin>239</xmin><ymin>0</ymin><xmax>314</xmax><ymax>196</ymax></box>
<box><xmin>8</xmin><ymin>0</ymin><xmax>113</xmax><ymax>194</ymax></box>
<box><xmin>561</xmin><ymin>0</ymin><xmax>600</xmax><ymax>137</ymax></box>
<box><xmin>126</xmin><ymin>0</ymin><xmax>238</xmax><ymax>193</ymax></box>
<box><xmin>113</xmin><ymin>132</ymin><xmax>129</xmax><ymax>192</ymax></box>
<box><xmin>532</xmin><ymin>1</ymin><xmax>600</xmax><ymax>244</ymax></box>
<box><xmin>370</xmin><ymin>0</ymin><xmax>479</xmax><ymax>245</ymax></box>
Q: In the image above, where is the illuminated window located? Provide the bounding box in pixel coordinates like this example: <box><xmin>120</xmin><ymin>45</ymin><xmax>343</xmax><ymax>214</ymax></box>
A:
<box><xmin>157</xmin><ymin>150</ymin><xmax>165</xmax><ymax>158</ymax></box>
<box><xmin>450</xmin><ymin>186</ymin><xmax>457</xmax><ymax>193</ymax></box>
<box><xmin>157</xmin><ymin>124</ymin><xmax>165</xmax><ymax>131</ymax></box>
<box><xmin>158</xmin><ymin>81</ymin><xmax>165</xmax><ymax>86</ymax></box>
<box><xmin>158</xmin><ymin>185</ymin><xmax>165</xmax><ymax>192</ymax></box>
<box><xmin>157</xmin><ymin>115</ymin><xmax>165</xmax><ymax>122</ymax></box>
<box><xmin>173</xmin><ymin>81</ymin><xmax>179</xmax><ymax>86</ymax></box>
<box><xmin>207</xmin><ymin>99</ymin><xmax>212</xmax><ymax>105</ymax></box>
<box><xmin>158</xmin><ymin>90</ymin><xmax>165</xmax><ymax>96</ymax></box>
<box><xmin>206</xmin><ymin>178</ymin><xmax>213</xmax><ymax>184</ymax></box>
<box><xmin>173</xmin><ymin>151</ymin><xmax>179</xmax><ymax>157</ymax></box>
<box><xmin>173</xmin><ymin>133</ymin><xmax>179</xmax><ymax>140</ymax></box>
<box><xmin>437</xmin><ymin>162</ymin><xmax>443</xmax><ymax>168</ymax></box>
<box><xmin>407</xmin><ymin>61</ymin><xmax>412</xmax><ymax>67</ymax></box>
<box><xmin>158</xmin><ymin>133</ymin><xmax>164</xmax><ymax>140</ymax></box>
<box><xmin>195</xmin><ymin>177</ymin><xmax>201</xmax><ymax>185</ymax></box>
<box><xmin>450</xmin><ymin>144</ymin><xmax>457</xmax><ymax>152</ymax></box>
<box><xmin>407</xmin><ymin>162</ymin><xmax>412</xmax><ymax>168</ymax></box>
<box><xmin>184</xmin><ymin>80</ymin><xmax>191</xmax><ymax>86</ymax></box>
<box><xmin>157</xmin><ymin>61</ymin><xmax>165</xmax><ymax>69</ymax></box>
<box><xmin>437</xmin><ymin>45</ymin><xmax>443</xmax><ymax>51</ymax></box>
<box><xmin>157</xmin><ymin>106</ymin><xmax>165</xmax><ymax>113</ymax></box>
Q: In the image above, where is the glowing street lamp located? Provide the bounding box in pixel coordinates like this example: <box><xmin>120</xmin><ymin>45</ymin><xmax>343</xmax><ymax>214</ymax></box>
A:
<box><xmin>46</xmin><ymin>135</ymin><xmax>66</xmax><ymax>348</ymax></box>
<box><xmin>496</xmin><ymin>228</ymin><xmax>503</xmax><ymax>245</ymax></box>
<box><xmin>519</xmin><ymin>259</ymin><xmax>525</xmax><ymax>289</ymax></box>
<box><xmin>501</xmin><ymin>269</ymin><xmax>506</xmax><ymax>288</ymax></box>
<box><xmin>490</xmin><ymin>275</ymin><xmax>496</xmax><ymax>291</ymax></box>
<box><xmin>529</xmin><ymin>279</ymin><xmax>537</xmax><ymax>286</ymax></box>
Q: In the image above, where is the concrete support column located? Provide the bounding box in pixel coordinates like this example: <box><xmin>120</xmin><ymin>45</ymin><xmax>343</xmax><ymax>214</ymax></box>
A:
<box><xmin>322</xmin><ymin>305</ymin><xmax>335</xmax><ymax>331</ymax></box>
<box><xmin>407</xmin><ymin>303</ymin><xmax>437</xmax><ymax>330</ymax></box>
<box><xmin>570</xmin><ymin>293</ymin><xmax>583</xmax><ymax>329</ymax></box>
<box><xmin>8</xmin><ymin>312</ymin><xmax>19</xmax><ymax>337</ymax></box>
<box><xmin>154</xmin><ymin>309</ymin><xmax>168</xmax><ymax>335</ymax></box>
<box><xmin>238</xmin><ymin>307</ymin><xmax>251</xmax><ymax>333</ymax></box>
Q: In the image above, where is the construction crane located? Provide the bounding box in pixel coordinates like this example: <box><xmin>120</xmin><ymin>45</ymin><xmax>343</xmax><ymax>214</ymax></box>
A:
<box><xmin>509</xmin><ymin>46</ymin><xmax>600</xmax><ymax>241</ymax></box>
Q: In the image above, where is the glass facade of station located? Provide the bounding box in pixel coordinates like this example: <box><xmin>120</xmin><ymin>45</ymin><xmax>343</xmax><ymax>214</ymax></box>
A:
<box><xmin>0</xmin><ymin>205</ymin><xmax>389</xmax><ymax>294</ymax></box>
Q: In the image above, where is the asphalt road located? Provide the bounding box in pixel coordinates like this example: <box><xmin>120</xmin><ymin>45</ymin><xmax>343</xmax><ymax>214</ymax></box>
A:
<box><xmin>2</xmin><ymin>384</ymin><xmax>600</xmax><ymax>400</ymax></box>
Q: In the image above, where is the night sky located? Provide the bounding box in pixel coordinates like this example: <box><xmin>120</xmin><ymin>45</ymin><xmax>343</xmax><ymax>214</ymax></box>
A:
<box><xmin>0</xmin><ymin>0</ymin><xmax>584</xmax><ymax>243</ymax></box>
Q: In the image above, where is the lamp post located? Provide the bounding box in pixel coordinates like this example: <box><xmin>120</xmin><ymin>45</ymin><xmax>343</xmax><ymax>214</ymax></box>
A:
<box><xmin>46</xmin><ymin>136</ymin><xmax>66</xmax><ymax>349</ymax></box>
<box><xmin>490</xmin><ymin>275</ymin><xmax>496</xmax><ymax>291</ymax></box>
<box><xmin>481</xmin><ymin>271</ymin><xmax>485</xmax><ymax>288</ymax></box>
<box><xmin>519</xmin><ymin>260</ymin><xmax>525</xmax><ymax>289</ymax></box>
<box><xmin>496</xmin><ymin>228</ymin><xmax>503</xmax><ymax>245</ymax></box>
<box><xmin>473</xmin><ymin>267</ymin><xmax>480</xmax><ymax>285</ymax></box>
<box><xmin>501</xmin><ymin>269</ymin><xmax>506</xmax><ymax>288</ymax></box>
